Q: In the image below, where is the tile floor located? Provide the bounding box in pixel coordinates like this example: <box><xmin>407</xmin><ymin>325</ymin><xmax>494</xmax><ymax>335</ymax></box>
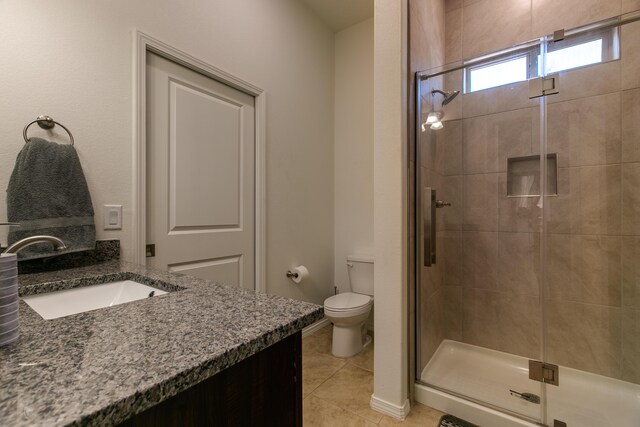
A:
<box><xmin>302</xmin><ymin>325</ymin><xmax>446</xmax><ymax>426</ymax></box>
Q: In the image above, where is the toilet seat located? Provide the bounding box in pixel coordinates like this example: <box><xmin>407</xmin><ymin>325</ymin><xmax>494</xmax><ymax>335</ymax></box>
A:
<box><xmin>324</xmin><ymin>292</ymin><xmax>372</xmax><ymax>311</ymax></box>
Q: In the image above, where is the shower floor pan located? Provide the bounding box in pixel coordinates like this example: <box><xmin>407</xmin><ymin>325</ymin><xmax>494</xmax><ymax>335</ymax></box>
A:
<box><xmin>416</xmin><ymin>340</ymin><xmax>640</xmax><ymax>427</ymax></box>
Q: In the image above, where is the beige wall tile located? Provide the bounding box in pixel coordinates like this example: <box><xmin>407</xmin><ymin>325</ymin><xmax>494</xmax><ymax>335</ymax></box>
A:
<box><xmin>312</xmin><ymin>364</ymin><xmax>382</xmax><ymax>423</ymax></box>
<box><xmin>578</xmin><ymin>236</ymin><xmax>622</xmax><ymax>307</ymax></box>
<box><xmin>622</xmin><ymin>308</ymin><xmax>640</xmax><ymax>383</ymax></box>
<box><xmin>463</xmin><ymin>173</ymin><xmax>499</xmax><ymax>231</ymax></box>
<box><xmin>622</xmin><ymin>22</ymin><xmax>640</xmax><ymax>90</ymax></box>
<box><xmin>547</xmin><ymin>93</ymin><xmax>621</xmax><ymax>168</ymax></box>
<box><xmin>446</xmin><ymin>0</ymin><xmax>463</xmax><ymax>11</ymax></box>
<box><xmin>443</xmin><ymin>231</ymin><xmax>463</xmax><ymax>286</ymax></box>
<box><xmin>437</xmin><ymin>119</ymin><xmax>463</xmax><ymax>175</ymax></box>
<box><xmin>421</xmin><ymin>128</ymin><xmax>439</xmax><ymax>171</ymax></box>
<box><xmin>622</xmin><ymin>89</ymin><xmax>640</xmax><ymax>162</ymax></box>
<box><xmin>462</xmin><ymin>288</ymin><xmax>501</xmax><ymax>349</ymax></box>
<box><xmin>463</xmin><ymin>80</ymin><xmax>534</xmax><ymax>118</ymax></box>
<box><xmin>411</xmin><ymin>0</ymin><xmax>446</xmax><ymax>70</ymax></box>
<box><xmin>622</xmin><ymin>162</ymin><xmax>640</xmax><ymax>235</ymax></box>
<box><xmin>445</xmin><ymin>8</ymin><xmax>463</xmax><ymax>64</ymax></box>
<box><xmin>622</xmin><ymin>237</ymin><xmax>640</xmax><ymax>309</ymax></box>
<box><xmin>546</xmin><ymin>167</ymin><xmax>570</xmax><ymax>234</ymax></box>
<box><xmin>462</xmin><ymin>0</ymin><xmax>532</xmax><ymax>58</ymax></box>
<box><xmin>498</xmin><ymin>232</ymin><xmax>540</xmax><ymax>296</ymax></box>
<box><xmin>623</xmin><ymin>0</ymin><xmax>640</xmax><ymax>12</ymax></box>
<box><xmin>546</xmin><ymin>234</ymin><xmax>622</xmax><ymax>307</ymax></box>
<box><xmin>462</xmin><ymin>116</ymin><xmax>498</xmax><ymax>174</ymax></box>
<box><xmin>498</xmin><ymin>174</ymin><xmax>543</xmax><ymax>233</ymax></box>
<box><xmin>556</xmin><ymin>165</ymin><xmax>622</xmax><ymax>235</ymax></box>
<box><xmin>443</xmin><ymin>286</ymin><xmax>464</xmax><ymax>341</ymax></box>
<box><xmin>546</xmin><ymin>300</ymin><xmax>622</xmax><ymax>378</ymax></box>
<box><xmin>462</xmin><ymin>288</ymin><xmax>541</xmax><ymax>358</ymax></box>
<box><xmin>303</xmin><ymin>395</ymin><xmax>377</xmax><ymax>427</ymax></box>
<box><xmin>545</xmin><ymin>234</ymin><xmax>576</xmax><ymax>301</ymax></box>
<box><xmin>462</xmin><ymin>231</ymin><xmax>498</xmax><ymax>288</ymax></box>
<box><xmin>548</xmin><ymin>61</ymin><xmax>621</xmax><ymax>105</ymax></box>
<box><xmin>463</xmin><ymin>108</ymin><xmax>533</xmax><ymax>174</ymax></box>
<box><xmin>424</xmin><ymin>246</ymin><xmax>443</xmax><ymax>297</ymax></box>
<box><xmin>576</xmin><ymin>165</ymin><xmax>622</xmax><ymax>235</ymax></box>
<box><xmin>441</xmin><ymin>175</ymin><xmax>463</xmax><ymax>230</ymax></box>
<box><xmin>562</xmin><ymin>235</ymin><xmax>621</xmax><ymax>306</ymax></box>
<box><xmin>422</xmin><ymin>287</ymin><xmax>446</xmax><ymax>363</ymax></box>
<box><xmin>532</xmin><ymin>0</ymin><xmax>621</xmax><ymax>39</ymax></box>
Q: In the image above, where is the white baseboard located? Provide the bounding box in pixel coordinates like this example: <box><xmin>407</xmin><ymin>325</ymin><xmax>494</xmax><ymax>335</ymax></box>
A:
<box><xmin>302</xmin><ymin>317</ymin><xmax>330</xmax><ymax>338</ymax></box>
<box><xmin>370</xmin><ymin>394</ymin><xmax>411</xmax><ymax>420</ymax></box>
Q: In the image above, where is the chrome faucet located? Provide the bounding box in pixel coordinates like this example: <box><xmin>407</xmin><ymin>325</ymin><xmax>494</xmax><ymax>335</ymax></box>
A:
<box><xmin>4</xmin><ymin>236</ymin><xmax>67</xmax><ymax>254</ymax></box>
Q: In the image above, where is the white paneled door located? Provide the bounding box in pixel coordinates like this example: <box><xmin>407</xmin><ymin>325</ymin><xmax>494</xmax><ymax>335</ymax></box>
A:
<box><xmin>146</xmin><ymin>52</ymin><xmax>255</xmax><ymax>289</ymax></box>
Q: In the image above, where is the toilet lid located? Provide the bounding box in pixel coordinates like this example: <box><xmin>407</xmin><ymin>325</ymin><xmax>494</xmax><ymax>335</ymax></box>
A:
<box><xmin>324</xmin><ymin>292</ymin><xmax>371</xmax><ymax>311</ymax></box>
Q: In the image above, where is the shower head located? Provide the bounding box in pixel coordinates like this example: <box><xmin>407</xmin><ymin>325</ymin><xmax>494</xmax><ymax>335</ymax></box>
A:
<box><xmin>431</xmin><ymin>89</ymin><xmax>460</xmax><ymax>107</ymax></box>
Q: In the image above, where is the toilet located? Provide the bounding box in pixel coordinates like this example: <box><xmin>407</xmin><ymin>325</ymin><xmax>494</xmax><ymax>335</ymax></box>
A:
<box><xmin>323</xmin><ymin>255</ymin><xmax>374</xmax><ymax>358</ymax></box>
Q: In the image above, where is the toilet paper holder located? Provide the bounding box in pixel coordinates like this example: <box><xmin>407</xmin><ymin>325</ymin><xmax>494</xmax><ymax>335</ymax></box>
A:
<box><xmin>286</xmin><ymin>270</ymin><xmax>299</xmax><ymax>278</ymax></box>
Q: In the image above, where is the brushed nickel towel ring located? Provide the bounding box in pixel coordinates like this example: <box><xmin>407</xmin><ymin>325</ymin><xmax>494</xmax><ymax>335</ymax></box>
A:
<box><xmin>23</xmin><ymin>115</ymin><xmax>74</xmax><ymax>145</ymax></box>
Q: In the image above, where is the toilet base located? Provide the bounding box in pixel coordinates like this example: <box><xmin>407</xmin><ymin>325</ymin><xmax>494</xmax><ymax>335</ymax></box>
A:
<box><xmin>331</xmin><ymin>321</ymin><xmax>370</xmax><ymax>358</ymax></box>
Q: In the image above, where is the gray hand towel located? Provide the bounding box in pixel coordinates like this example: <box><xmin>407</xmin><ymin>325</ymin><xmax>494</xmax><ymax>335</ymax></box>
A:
<box><xmin>6</xmin><ymin>137</ymin><xmax>96</xmax><ymax>260</ymax></box>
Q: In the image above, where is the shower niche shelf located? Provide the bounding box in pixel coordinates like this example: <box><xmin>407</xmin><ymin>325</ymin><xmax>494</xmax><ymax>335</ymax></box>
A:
<box><xmin>507</xmin><ymin>153</ymin><xmax>558</xmax><ymax>197</ymax></box>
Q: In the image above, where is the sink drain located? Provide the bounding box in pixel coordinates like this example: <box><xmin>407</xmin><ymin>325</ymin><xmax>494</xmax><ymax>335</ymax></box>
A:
<box><xmin>439</xmin><ymin>414</ymin><xmax>480</xmax><ymax>427</ymax></box>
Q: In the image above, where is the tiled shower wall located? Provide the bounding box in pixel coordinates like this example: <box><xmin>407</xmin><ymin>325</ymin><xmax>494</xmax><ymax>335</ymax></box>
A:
<box><xmin>419</xmin><ymin>0</ymin><xmax>640</xmax><ymax>383</ymax></box>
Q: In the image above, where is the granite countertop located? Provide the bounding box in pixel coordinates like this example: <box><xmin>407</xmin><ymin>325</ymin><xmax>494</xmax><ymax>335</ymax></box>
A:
<box><xmin>0</xmin><ymin>261</ymin><xmax>323</xmax><ymax>426</ymax></box>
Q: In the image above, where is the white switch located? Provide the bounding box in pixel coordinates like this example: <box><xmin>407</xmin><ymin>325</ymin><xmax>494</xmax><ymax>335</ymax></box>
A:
<box><xmin>103</xmin><ymin>205</ymin><xmax>122</xmax><ymax>230</ymax></box>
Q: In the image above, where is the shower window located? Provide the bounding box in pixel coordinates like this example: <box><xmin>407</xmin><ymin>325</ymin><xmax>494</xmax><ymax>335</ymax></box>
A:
<box><xmin>539</xmin><ymin>26</ymin><xmax>619</xmax><ymax>74</ymax></box>
<box><xmin>467</xmin><ymin>55</ymin><xmax>529</xmax><ymax>92</ymax></box>
<box><xmin>465</xmin><ymin>25</ymin><xmax>619</xmax><ymax>93</ymax></box>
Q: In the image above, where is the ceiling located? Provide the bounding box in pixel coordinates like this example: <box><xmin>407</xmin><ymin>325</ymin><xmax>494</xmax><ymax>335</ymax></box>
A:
<box><xmin>300</xmin><ymin>0</ymin><xmax>374</xmax><ymax>32</ymax></box>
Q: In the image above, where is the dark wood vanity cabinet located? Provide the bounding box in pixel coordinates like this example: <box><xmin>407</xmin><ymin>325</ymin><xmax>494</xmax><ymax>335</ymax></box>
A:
<box><xmin>118</xmin><ymin>332</ymin><xmax>302</xmax><ymax>427</ymax></box>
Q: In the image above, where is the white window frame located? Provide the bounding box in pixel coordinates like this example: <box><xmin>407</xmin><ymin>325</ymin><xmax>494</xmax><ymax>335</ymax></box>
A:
<box><xmin>464</xmin><ymin>26</ymin><xmax>619</xmax><ymax>94</ymax></box>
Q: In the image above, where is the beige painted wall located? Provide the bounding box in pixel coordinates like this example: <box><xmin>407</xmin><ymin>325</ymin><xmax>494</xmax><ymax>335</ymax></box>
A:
<box><xmin>334</xmin><ymin>18</ymin><xmax>374</xmax><ymax>296</ymax></box>
<box><xmin>0</xmin><ymin>0</ymin><xmax>335</xmax><ymax>304</ymax></box>
<box><xmin>371</xmin><ymin>0</ymin><xmax>410</xmax><ymax>418</ymax></box>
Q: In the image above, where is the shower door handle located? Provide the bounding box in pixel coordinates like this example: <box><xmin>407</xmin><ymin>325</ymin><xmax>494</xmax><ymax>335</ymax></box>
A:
<box><xmin>423</xmin><ymin>187</ymin><xmax>437</xmax><ymax>266</ymax></box>
<box><xmin>423</xmin><ymin>188</ymin><xmax>451</xmax><ymax>267</ymax></box>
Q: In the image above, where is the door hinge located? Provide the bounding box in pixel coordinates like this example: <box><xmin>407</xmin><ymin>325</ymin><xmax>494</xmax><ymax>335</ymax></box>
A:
<box><xmin>529</xmin><ymin>360</ymin><xmax>559</xmax><ymax>386</ymax></box>
<box><xmin>146</xmin><ymin>244</ymin><xmax>155</xmax><ymax>258</ymax></box>
<box><xmin>529</xmin><ymin>74</ymin><xmax>560</xmax><ymax>99</ymax></box>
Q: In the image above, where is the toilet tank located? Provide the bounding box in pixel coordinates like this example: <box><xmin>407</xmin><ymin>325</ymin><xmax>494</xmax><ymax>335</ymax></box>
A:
<box><xmin>347</xmin><ymin>255</ymin><xmax>374</xmax><ymax>295</ymax></box>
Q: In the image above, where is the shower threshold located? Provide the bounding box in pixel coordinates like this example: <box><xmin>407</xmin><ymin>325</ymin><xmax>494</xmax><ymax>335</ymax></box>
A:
<box><xmin>415</xmin><ymin>340</ymin><xmax>640</xmax><ymax>427</ymax></box>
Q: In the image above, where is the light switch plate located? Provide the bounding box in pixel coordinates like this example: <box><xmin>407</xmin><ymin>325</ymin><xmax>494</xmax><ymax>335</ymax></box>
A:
<box><xmin>103</xmin><ymin>205</ymin><xmax>122</xmax><ymax>230</ymax></box>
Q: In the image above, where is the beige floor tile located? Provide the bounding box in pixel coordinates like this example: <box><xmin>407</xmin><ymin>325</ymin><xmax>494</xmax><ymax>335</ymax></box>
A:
<box><xmin>303</xmin><ymin>350</ymin><xmax>347</xmax><ymax>397</ymax></box>
<box><xmin>303</xmin><ymin>325</ymin><xmax>333</xmax><ymax>356</ymax></box>
<box><xmin>348</xmin><ymin>339</ymin><xmax>374</xmax><ymax>372</ymax></box>
<box><xmin>312</xmin><ymin>364</ymin><xmax>382</xmax><ymax>423</ymax></box>
<box><xmin>303</xmin><ymin>396</ymin><xmax>377</xmax><ymax>427</ymax></box>
<box><xmin>378</xmin><ymin>402</ymin><xmax>445</xmax><ymax>426</ymax></box>
<box><xmin>302</xmin><ymin>329</ymin><xmax>448</xmax><ymax>426</ymax></box>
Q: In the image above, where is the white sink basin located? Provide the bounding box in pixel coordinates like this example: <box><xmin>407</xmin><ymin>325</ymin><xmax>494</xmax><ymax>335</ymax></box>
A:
<box><xmin>22</xmin><ymin>280</ymin><xmax>168</xmax><ymax>320</ymax></box>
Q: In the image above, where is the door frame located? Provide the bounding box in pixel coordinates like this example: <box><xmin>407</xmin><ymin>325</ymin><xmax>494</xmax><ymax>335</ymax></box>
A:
<box><xmin>132</xmin><ymin>30</ymin><xmax>267</xmax><ymax>293</ymax></box>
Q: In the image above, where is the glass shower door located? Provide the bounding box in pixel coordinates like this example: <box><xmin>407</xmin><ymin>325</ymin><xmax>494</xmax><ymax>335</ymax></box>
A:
<box><xmin>416</xmin><ymin>47</ymin><xmax>546</xmax><ymax>423</ymax></box>
<box><xmin>541</xmin><ymin>11</ymin><xmax>640</xmax><ymax>427</ymax></box>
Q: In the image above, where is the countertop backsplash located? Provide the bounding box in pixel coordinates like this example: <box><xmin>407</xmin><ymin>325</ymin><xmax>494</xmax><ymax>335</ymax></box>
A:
<box><xmin>13</xmin><ymin>239</ymin><xmax>119</xmax><ymax>274</ymax></box>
